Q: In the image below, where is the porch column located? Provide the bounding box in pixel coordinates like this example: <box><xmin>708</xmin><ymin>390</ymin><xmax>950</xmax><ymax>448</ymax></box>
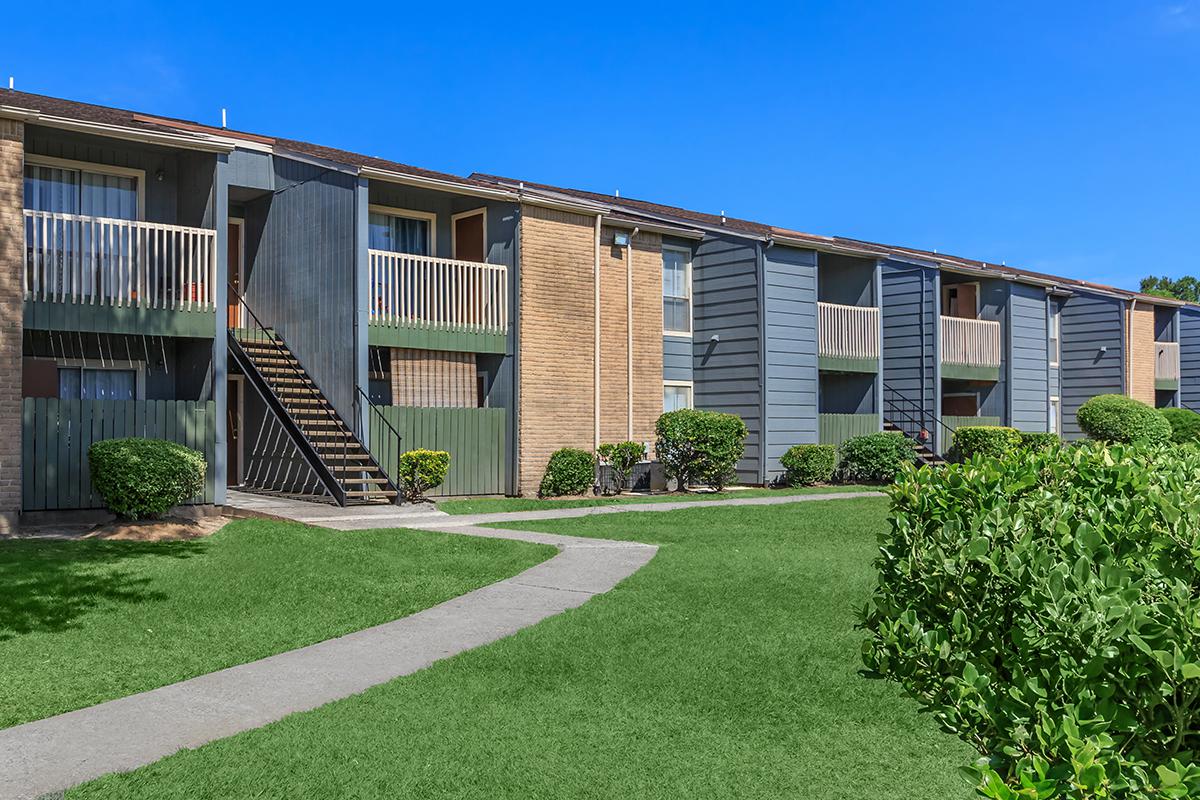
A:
<box><xmin>0</xmin><ymin>119</ymin><xmax>23</xmax><ymax>531</ymax></box>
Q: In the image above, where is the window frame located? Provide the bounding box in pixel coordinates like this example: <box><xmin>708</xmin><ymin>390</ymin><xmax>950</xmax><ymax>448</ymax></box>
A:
<box><xmin>368</xmin><ymin>204</ymin><xmax>438</xmax><ymax>257</ymax></box>
<box><xmin>24</xmin><ymin>154</ymin><xmax>146</xmax><ymax>221</ymax></box>
<box><xmin>55</xmin><ymin>358</ymin><xmax>146</xmax><ymax>401</ymax></box>
<box><xmin>662</xmin><ymin>245</ymin><xmax>693</xmax><ymax>336</ymax></box>
<box><xmin>663</xmin><ymin>380</ymin><xmax>694</xmax><ymax>413</ymax></box>
<box><xmin>1049</xmin><ymin>395</ymin><xmax>1060</xmax><ymax>434</ymax></box>
<box><xmin>1048</xmin><ymin>304</ymin><xmax>1061</xmax><ymax>368</ymax></box>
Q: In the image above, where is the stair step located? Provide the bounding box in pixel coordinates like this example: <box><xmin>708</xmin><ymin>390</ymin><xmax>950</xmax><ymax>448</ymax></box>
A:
<box><xmin>346</xmin><ymin>489</ymin><xmax>398</xmax><ymax>498</ymax></box>
<box><xmin>342</xmin><ymin>477</ymin><xmax>392</xmax><ymax>485</ymax></box>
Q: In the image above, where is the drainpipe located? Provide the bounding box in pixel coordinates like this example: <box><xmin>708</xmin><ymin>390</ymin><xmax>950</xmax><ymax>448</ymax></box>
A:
<box><xmin>626</xmin><ymin>227</ymin><xmax>639</xmax><ymax>441</ymax></box>
<box><xmin>594</xmin><ymin>214</ymin><xmax>602</xmax><ymax>452</ymax></box>
<box><xmin>1126</xmin><ymin>298</ymin><xmax>1136</xmax><ymax>398</ymax></box>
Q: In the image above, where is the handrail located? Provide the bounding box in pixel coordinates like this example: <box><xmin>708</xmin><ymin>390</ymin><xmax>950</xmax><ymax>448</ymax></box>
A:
<box><xmin>940</xmin><ymin>315</ymin><xmax>1001</xmax><ymax>368</ymax></box>
<box><xmin>353</xmin><ymin>385</ymin><xmax>404</xmax><ymax>496</ymax></box>
<box><xmin>817</xmin><ymin>302</ymin><xmax>880</xmax><ymax>360</ymax></box>
<box><xmin>228</xmin><ymin>284</ymin><xmax>352</xmax><ymax>505</ymax></box>
<box><xmin>881</xmin><ymin>380</ymin><xmax>955</xmax><ymax>451</ymax></box>
<box><xmin>367</xmin><ymin>249</ymin><xmax>508</xmax><ymax>333</ymax></box>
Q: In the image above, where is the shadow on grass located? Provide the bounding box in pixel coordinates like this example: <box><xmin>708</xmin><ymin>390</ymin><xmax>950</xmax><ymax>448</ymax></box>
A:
<box><xmin>0</xmin><ymin>538</ymin><xmax>206</xmax><ymax>641</ymax></box>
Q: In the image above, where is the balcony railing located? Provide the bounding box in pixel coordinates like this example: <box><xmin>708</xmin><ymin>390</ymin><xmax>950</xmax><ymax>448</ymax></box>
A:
<box><xmin>1157</xmin><ymin>341</ymin><xmax>1180</xmax><ymax>383</ymax></box>
<box><xmin>23</xmin><ymin>210</ymin><xmax>216</xmax><ymax>310</ymax></box>
<box><xmin>368</xmin><ymin>250</ymin><xmax>508</xmax><ymax>334</ymax></box>
<box><xmin>817</xmin><ymin>302</ymin><xmax>879</xmax><ymax>360</ymax></box>
<box><xmin>940</xmin><ymin>315</ymin><xmax>1001</xmax><ymax>368</ymax></box>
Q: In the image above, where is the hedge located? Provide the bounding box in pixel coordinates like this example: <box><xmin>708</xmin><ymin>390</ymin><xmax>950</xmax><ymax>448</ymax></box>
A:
<box><xmin>779</xmin><ymin>444</ymin><xmax>836</xmax><ymax>486</ymax></box>
<box><xmin>538</xmin><ymin>448</ymin><xmax>595</xmax><ymax>497</ymax></box>
<box><xmin>1076</xmin><ymin>394</ymin><xmax>1171</xmax><ymax>445</ymax></box>
<box><xmin>836</xmin><ymin>432</ymin><xmax>916</xmax><ymax>483</ymax></box>
<box><xmin>655</xmin><ymin>409</ymin><xmax>747</xmax><ymax>491</ymax></box>
<box><xmin>1161</xmin><ymin>406</ymin><xmax>1200</xmax><ymax>444</ymax></box>
<box><xmin>88</xmin><ymin>438</ymin><xmax>206</xmax><ymax>520</ymax></box>
<box><xmin>396</xmin><ymin>449</ymin><xmax>450</xmax><ymax>502</ymax></box>
<box><xmin>950</xmin><ymin>425</ymin><xmax>1022</xmax><ymax>460</ymax></box>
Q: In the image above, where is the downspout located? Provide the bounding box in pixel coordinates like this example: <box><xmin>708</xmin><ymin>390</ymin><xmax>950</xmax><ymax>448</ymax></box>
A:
<box><xmin>626</xmin><ymin>227</ymin><xmax>639</xmax><ymax>442</ymax></box>
<box><xmin>594</xmin><ymin>214</ymin><xmax>602</xmax><ymax>452</ymax></box>
<box><xmin>757</xmin><ymin>240</ymin><xmax>769</xmax><ymax>485</ymax></box>
<box><xmin>1125</xmin><ymin>298</ymin><xmax>1134</xmax><ymax>398</ymax></box>
<box><xmin>932</xmin><ymin>269</ymin><xmax>942</xmax><ymax>454</ymax></box>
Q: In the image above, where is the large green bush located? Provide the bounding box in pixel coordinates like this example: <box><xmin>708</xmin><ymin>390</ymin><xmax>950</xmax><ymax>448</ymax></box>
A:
<box><xmin>1018</xmin><ymin>431</ymin><xmax>1060</xmax><ymax>452</ymax></box>
<box><xmin>88</xmin><ymin>438</ymin><xmax>206</xmax><ymax>520</ymax></box>
<box><xmin>597</xmin><ymin>441</ymin><xmax>646</xmax><ymax>495</ymax></box>
<box><xmin>1076</xmin><ymin>394</ymin><xmax>1171</xmax><ymax>445</ymax></box>
<box><xmin>951</xmin><ymin>426</ymin><xmax>1022</xmax><ymax>460</ymax></box>
<box><xmin>861</xmin><ymin>442</ymin><xmax>1200</xmax><ymax>799</ymax></box>
<box><xmin>396</xmin><ymin>449</ymin><xmax>450</xmax><ymax>502</ymax></box>
<box><xmin>1161</xmin><ymin>407</ymin><xmax>1200</xmax><ymax>444</ymax></box>
<box><xmin>655</xmin><ymin>409</ymin><xmax>748</xmax><ymax>491</ymax></box>
<box><xmin>779</xmin><ymin>444</ymin><xmax>836</xmax><ymax>486</ymax></box>
<box><xmin>538</xmin><ymin>448</ymin><xmax>595</xmax><ymax>497</ymax></box>
<box><xmin>836</xmin><ymin>432</ymin><xmax>915</xmax><ymax>483</ymax></box>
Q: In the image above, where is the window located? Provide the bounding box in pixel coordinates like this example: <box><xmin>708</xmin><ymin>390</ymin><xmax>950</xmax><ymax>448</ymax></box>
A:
<box><xmin>24</xmin><ymin>158</ymin><xmax>140</xmax><ymax>220</ymax></box>
<box><xmin>368</xmin><ymin>207</ymin><xmax>435</xmax><ymax>256</ymax></box>
<box><xmin>1049</xmin><ymin>305</ymin><xmax>1061</xmax><ymax>367</ymax></box>
<box><xmin>58</xmin><ymin>367</ymin><xmax>137</xmax><ymax>400</ymax></box>
<box><xmin>663</xmin><ymin>382</ymin><xmax>693</xmax><ymax>413</ymax></box>
<box><xmin>662</xmin><ymin>247</ymin><xmax>692</xmax><ymax>335</ymax></box>
<box><xmin>1049</xmin><ymin>396</ymin><xmax>1060</xmax><ymax>434</ymax></box>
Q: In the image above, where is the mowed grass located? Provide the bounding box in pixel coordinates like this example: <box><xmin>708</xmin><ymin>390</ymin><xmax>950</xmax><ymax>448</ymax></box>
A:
<box><xmin>0</xmin><ymin>519</ymin><xmax>553</xmax><ymax>729</ymax></box>
<box><xmin>71</xmin><ymin>499</ymin><xmax>972</xmax><ymax>800</ymax></box>
<box><xmin>437</xmin><ymin>484</ymin><xmax>875</xmax><ymax>515</ymax></box>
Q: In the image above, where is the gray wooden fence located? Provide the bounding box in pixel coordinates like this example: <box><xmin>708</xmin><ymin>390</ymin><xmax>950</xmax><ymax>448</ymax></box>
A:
<box><xmin>368</xmin><ymin>406</ymin><xmax>507</xmax><ymax>496</ymax></box>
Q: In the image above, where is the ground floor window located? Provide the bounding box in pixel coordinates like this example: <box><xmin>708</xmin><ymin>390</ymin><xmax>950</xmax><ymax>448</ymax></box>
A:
<box><xmin>1049</xmin><ymin>396</ymin><xmax>1060</xmax><ymax>434</ymax></box>
<box><xmin>663</xmin><ymin>381</ymin><xmax>693</xmax><ymax>413</ymax></box>
<box><xmin>57</xmin><ymin>366</ymin><xmax>138</xmax><ymax>400</ymax></box>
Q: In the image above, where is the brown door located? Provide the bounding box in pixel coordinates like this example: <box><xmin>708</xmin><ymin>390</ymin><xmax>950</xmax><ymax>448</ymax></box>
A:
<box><xmin>227</xmin><ymin>222</ymin><xmax>242</xmax><ymax>326</ymax></box>
<box><xmin>942</xmin><ymin>394</ymin><xmax>979</xmax><ymax>416</ymax></box>
<box><xmin>226</xmin><ymin>378</ymin><xmax>241</xmax><ymax>486</ymax></box>
<box><xmin>453</xmin><ymin>211</ymin><xmax>485</xmax><ymax>262</ymax></box>
<box><xmin>943</xmin><ymin>283</ymin><xmax>978</xmax><ymax>319</ymax></box>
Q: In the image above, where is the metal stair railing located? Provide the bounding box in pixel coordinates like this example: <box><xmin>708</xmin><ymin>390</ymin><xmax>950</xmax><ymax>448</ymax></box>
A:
<box><xmin>881</xmin><ymin>381</ymin><xmax>955</xmax><ymax>456</ymax></box>
<box><xmin>353</xmin><ymin>385</ymin><xmax>404</xmax><ymax>497</ymax></box>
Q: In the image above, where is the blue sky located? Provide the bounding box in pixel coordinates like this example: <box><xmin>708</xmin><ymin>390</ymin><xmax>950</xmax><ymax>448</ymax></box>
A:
<box><xmin>5</xmin><ymin>1</ymin><xmax>1198</xmax><ymax>290</ymax></box>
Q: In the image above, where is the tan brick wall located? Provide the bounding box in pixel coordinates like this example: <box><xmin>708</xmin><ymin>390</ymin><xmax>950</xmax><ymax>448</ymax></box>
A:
<box><xmin>389</xmin><ymin>348</ymin><xmax>477</xmax><ymax>407</ymax></box>
<box><xmin>0</xmin><ymin>120</ymin><xmax>22</xmax><ymax>530</ymax></box>
<box><xmin>518</xmin><ymin>205</ymin><xmax>596</xmax><ymax>495</ymax></box>
<box><xmin>1127</xmin><ymin>304</ymin><xmax>1156</xmax><ymax>405</ymax></box>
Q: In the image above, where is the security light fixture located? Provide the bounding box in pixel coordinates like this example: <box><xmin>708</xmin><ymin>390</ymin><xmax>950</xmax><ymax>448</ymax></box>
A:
<box><xmin>613</xmin><ymin>232</ymin><xmax>630</xmax><ymax>247</ymax></box>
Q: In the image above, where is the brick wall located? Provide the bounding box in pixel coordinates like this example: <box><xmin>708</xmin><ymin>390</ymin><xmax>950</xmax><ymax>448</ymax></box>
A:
<box><xmin>0</xmin><ymin>119</ymin><xmax>22</xmax><ymax>530</ymax></box>
<box><xmin>1127</xmin><ymin>304</ymin><xmax>1156</xmax><ymax>405</ymax></box>
<box><xmin>389</xmin><ymin>348</ymin><xmax>477</xmax><ymax>407</ymax></box>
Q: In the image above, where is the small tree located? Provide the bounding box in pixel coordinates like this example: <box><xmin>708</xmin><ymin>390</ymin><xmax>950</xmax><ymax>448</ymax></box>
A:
<box><xmin>597</xmin><ymin>441</ymin><xmax>645</xmax><ymax>495</ymax></box>
<box><xmin>396</xmin><ymin>449</ymin><xmax>450</xmax><ymax>503</ymax></box>
<box><xmin>655</xmin><ymin>409</ymin><xmax>747</xmax><ymax>492</ymax></box>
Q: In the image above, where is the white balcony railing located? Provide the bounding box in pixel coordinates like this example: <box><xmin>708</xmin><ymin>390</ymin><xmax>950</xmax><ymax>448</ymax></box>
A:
<box><xmin>368</xmin><ymin>250</ymin><xmax>508</xmax><ymax>334</ymax></box>
<box><xmin>23</xmin><ymin>210</ymin><xmax>216</xmax><ymax>310</ymax></box>
<box><xmin>1157</xmin><ymin>341</ymin><xmax>1180</xmax><ymax>382</ymax></box>
<box><xmin>818</xmin><ymin>301</ymin><xmax>880</xmax><ymax>360</ymax></box>
<box><xmin>940</xmin><ymin>315</ymin><xmax>1001</xmax><ymax>368</ymax></box>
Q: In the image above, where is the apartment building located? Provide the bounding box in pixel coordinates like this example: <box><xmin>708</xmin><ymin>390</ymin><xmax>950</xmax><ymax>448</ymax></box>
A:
<box><xmin>0</xmin><ymin>88</ymin><xmax>1193</xmax><ymax>528</ymax></box>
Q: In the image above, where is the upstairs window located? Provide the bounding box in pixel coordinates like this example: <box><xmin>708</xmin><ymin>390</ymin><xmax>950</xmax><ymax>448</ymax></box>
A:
<box><xmin>368</xmin><ymin>208</ymin><xmax>435</xmax><ymax>256</ymax></box>
<box><xmin>1049</xmin><ymin>305</ymin><xmax>1061</xmax><ymax>366</ymax></box>
<box><xmin>24</xmin><ymin>159</ymin><xmax>139</xmax><ymax>220</ymax></box>
<box><xmin>663</xmin><ymin>247</ymin><xmax>692</xmax><ymax>335</ymax></box>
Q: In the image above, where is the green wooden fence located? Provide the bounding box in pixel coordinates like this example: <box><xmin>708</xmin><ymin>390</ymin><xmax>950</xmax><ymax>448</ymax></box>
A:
<box><xmin>22</xmin><ymin>398</ymin><xmax>218</xmax><ymax>511</ymax></box>
<box><xmin>942</xmin><ymin>415</ymin><xmax>1002</xmax><ymax>453</ymax></box>
<box><xmin>368</xmin><ymin>406</ymin><xmax>507</xmax><ymax>497</ymax></box>
<box><xmin>818</xmin><ymin>413</ymin><xmax>880</xmax><ymax>448</ymax></box>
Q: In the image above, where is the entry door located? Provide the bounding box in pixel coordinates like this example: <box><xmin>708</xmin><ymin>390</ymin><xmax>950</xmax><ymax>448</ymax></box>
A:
<box><xmin>227</xmin><ymin>221</ymin><xmax>243</xmax><ymax>326</ymax></box>
<box><xmin>453</xmin><ymin>210</ymin><xmax>485</xmax><ymax>262</ymax></box>
<box><xmin>942</xmin><ymin>283</ymin><xmax>979</xmax><ymax>319</ymax></box>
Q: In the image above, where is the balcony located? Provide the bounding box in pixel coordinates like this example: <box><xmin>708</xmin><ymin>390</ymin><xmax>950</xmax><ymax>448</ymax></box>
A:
<box><xmin>817</xmin><ymin>302</ymin><xmax>880</xmax><ymax>373</ymax></box>
<box><xmin>367</xmin><ymin>250</ymin><xmax>508</xmax><ymax>353</ymax></box>
<box><xmin>940</xmin><ymin>316</ymin><xmax>1001</xmax><ymax>381</ymax></box>
<box><xmin>23</xmin><ymin>210</ymin><xmax>216</xmax><ymax>337</ymax></box>
<box><xmin>1156</xmin><ymin>341</ymin><xmax>1180</xmax><ymax>391</ymax></box>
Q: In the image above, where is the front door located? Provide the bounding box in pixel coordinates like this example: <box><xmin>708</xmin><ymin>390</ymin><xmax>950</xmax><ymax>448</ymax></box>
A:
<box><xmin>227</xmin><ymin>221</ymin><xmax>243</xmax><ymax>327</ymax></box>
<box><xmin>453</xmin><ymin>210</ymin><xmax>485</xmax><ymax>262</ymax></box>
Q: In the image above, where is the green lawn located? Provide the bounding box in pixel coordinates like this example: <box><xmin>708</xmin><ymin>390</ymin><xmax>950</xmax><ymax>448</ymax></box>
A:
<box><xmin>437</xmin><ymin>484</ymin><xmax>876</xmax><ymax>515</ymax></box>
<box><xmin>0</xmin><ymin>519</ymin><xmax>552</xmax><ymax>729</ymax></box>
<box><xmin>71</xmin><ymin>499</ymin><xmax>971</xmax><ymax>799</ymax></box>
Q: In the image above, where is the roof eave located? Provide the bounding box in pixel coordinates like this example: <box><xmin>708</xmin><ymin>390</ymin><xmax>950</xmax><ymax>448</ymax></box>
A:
<box><xmin>3</xmin><ymin>106</ymin><xmax>238</xmax><ymax>153</ymax></box>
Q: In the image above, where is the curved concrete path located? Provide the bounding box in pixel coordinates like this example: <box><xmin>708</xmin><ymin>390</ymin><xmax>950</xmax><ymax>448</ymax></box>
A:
<box><xmin>0</xmin><ymin>490</ymin><xmax>880</xmax><ymax>798</ymax></box>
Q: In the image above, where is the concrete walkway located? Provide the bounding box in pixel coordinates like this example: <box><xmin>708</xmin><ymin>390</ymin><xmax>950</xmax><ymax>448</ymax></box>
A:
<box><xmin>0</xmin><ymin>490</ymin><xmax>879</xmax><ymax>799</ymax></box>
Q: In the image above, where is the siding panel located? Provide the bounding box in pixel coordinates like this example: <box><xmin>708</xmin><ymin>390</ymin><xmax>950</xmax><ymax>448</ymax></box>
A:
<box><xmin>1060</xmin><ymin>291</ymin><xmax>1124</xmax><ymax>438</ymax></box>
<box><xmin>1009</xmin><ymin>282</ymin><xmax>1049</xmax><ymax>431</ymax></box>
<box><xmin>881</xmin><ymin>261</ymin><xmax>937</xmax><ymax>439</ymax></box>
<box><xmin>762</xmin><ymin>245</ymin><xmax>818</xmax><ymax>481</ymax></box>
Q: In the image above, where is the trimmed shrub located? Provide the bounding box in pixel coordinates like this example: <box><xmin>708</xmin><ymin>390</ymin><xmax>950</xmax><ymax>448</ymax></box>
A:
<box><xmin>836</xmin><ymin>432</ymin><xmax>915</xmax><ymax>483</ymax></box>
<box><xmin>950</xmin><ymin>425</ymin><xmax>1022</xmax><ymax>460</ymax></box>
<box><xmin>538</xmin><ymin>448</ymin><xmax>595</xmax><ymax>497</ymax></box>
<box><xmin>1162</xmin><ymin>406</ymin><xmax>1200</xmax><ymax>444</ymax></box>
<box><xmin>597</xmin><ymin>441</ymin><xmax>645</xmax><ymax>495</ymax></box>
<box><xmin>88</xmin><ymin>438</ymin><xmax>206</xmax><ymax>520</ymax></box>
<box><xmin>396</xmin><ymin>449</ymin><xmax>450</xmax><ymax>502</ymax></box>
<box><xmin>779</xmin><ymin>444</ymin><xmax>836</xmax><ymax>486</ymax></box>
<box><xmin>1076</xmin><ymin>393</ymin><xmax>1171</xmax><ymax>445</ymax></box>
<box><xmin>861</xmin><ymin>442</ymin><xmax>1200</xmax><ymax>798</ymax></box>
<box><xmin>655</xmin><ymin>409</ymin><xmax>748</xmax><ymax>491</ymax></box>
<box><xmin>1018</xmin><ymin>431</ymin><xmax>1060</xmax><ymax>452</ymax></box>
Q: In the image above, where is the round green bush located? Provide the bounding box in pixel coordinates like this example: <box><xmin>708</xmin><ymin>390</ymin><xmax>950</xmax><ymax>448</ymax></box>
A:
<box><xmin>655</xmin><ymin>409</ymin><xmax>748</xmax><ymax>491</ymax></box>
<box><xmin>836</xmin><ymin>432</ymin><xmax>916</xmax><ymax>483</ymax></box>
<box><xmin>779</xmin><ymin>444</ymin><xmax>836</xmax><ymax>486</ymax></box>
<box><xmin>88</xmin><ymin>437</ymin><xmax>206</xmax><ymax>520</ymax></box>
<box><xmin>397</xmin><ymin>448</ymin><xmax>450</xmax><ymax>502</ymax></box>
<box><xmin>1161</xmin><ymin>406</ymin><xmax>1200</xmax><ymax>444</ymax></box>
<box><xmin>1018</xmin><ymin>431</ymin><xmax>1060</xmax><ymax>452</ymax></box>
<box><xmin>950</xmin><ymin>425</ymin><xmax>1022</xmax><ymax>460</ymax></box>
<box><xmin>861</xmin><ymin>442</ymin><xmax>1200</xmax><ymax>798</ymax></box>
<box><xmin>1076</xmin><ymin>393</ymin><xmax>1171</xmax><ymax>445</ymax></box>
<box><xmin>538</xmin><ymin>448</ymin><xmax>595</xmax><ymax>497</ymax></box>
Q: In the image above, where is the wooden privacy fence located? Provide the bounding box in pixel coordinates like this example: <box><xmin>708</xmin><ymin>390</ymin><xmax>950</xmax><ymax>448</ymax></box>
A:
<box><xmin>942</xmin><ymin>415</ymin><xmax>1002</xmax><ymax>454</ymax></box>
<box><xmin>818</xmin><ymin>413</ymin><xmax>880</xmax><ymax>448</ymax></box>
<box><xmin>22</xmin><ymin>398</ymin><xmax>217</xmax><ymax>511</ymax></box>
<box><xmin>367</xmin><ymin>406</ymin><xmax>507</xmax><ymax>497</ymax></box>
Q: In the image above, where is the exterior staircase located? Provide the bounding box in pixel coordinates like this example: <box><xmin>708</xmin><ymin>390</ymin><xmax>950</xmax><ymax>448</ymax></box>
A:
<box><xmin>228</xmin><ymin>290</ymin><xmax>401</xmax><ymax>506</ymax></box>
<box><xmin>882</xmin><ymin>380</ymin><xmax>950</xmax><ymax>467</ymax></box>
<box><xmin>882</xmin><ymin>420</ymin><xmax>945</xmax><ymax>466</ymax></box>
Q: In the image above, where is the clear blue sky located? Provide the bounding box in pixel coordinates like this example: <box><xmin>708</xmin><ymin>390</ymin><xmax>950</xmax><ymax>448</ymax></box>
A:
<box><xmin>6</xmin><ymin>1</ymin><xmax>1198</xmax><ymax>290</ymax></box>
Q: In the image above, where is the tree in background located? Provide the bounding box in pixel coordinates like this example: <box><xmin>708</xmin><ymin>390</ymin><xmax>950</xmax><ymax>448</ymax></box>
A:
<box><xmin>1140</xmin><ymin>274</ymin><xmax>1200</xmax><ymax>302</ymax></box>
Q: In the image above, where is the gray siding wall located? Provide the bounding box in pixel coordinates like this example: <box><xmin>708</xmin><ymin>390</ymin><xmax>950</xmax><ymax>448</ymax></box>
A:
<box><xmin>246</xmin><ymin>156</ymin><xmax>360</xmax><ymax>419</ymax></box>
<box><xmin>818</xmin><ymin>254</ymin><xmax>875</xmax><ymax>305</ymax></box>
<box><xmin>1060</xmin><ymin>291</ymin><xmax>1124</xmax><ymax>439</ymax></box>
<box><xmin>692</xmin><ymin>233</ymin><xmax>761</xmax><ymax>483</ymax></box>
<box><xmin>762</xmin><ymin>245</ymin><xmax>819</xmax><ymax>481</ymax></box>
<box><xmin>1181</xmin><ymin>308</ymin><xmax>1200</xmax><ymax>408</ymax></box>
<box><xmin>881</xmin><ymin>261</ymin><xmax>937</xmax><ymax>437</ymax></box>
<box><xmin>1009</xmin><ymin>282</ymin><xmax>1049</xmax><ymax>431</ymax></box>
<box><xmin>663</xmin><ymin>335</ymin><xmax>693</xmax><ymax>382</ymax></box>
<box><xmin>820</xmin><ymin>372</ymin><xmax>876</xmax><ymax>414</ymax></box>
